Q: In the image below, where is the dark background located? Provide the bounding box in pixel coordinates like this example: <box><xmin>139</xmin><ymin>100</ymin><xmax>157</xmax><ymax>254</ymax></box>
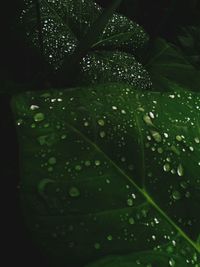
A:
<box><xmin>1</xmin><ymin>0</ymin><xmax>200</xmax><ymax>266</ymax></box>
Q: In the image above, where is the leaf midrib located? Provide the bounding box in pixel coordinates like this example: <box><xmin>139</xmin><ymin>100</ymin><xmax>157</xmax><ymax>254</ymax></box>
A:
<box><xmin>65</xmin><ymin>121</ymin><xmax>200</xmax><ymax>254</ymax></box>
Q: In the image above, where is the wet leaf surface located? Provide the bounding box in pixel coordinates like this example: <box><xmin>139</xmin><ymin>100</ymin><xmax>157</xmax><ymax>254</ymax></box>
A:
<box><xmin>21</xmin><ymin>0</ymin><xmax>148</xmax><ymax>69</ymax></box>
<box><xmin>12</xmin><ymin>83</ymin><xmax>200</xmax><ymax>266</ymax></box>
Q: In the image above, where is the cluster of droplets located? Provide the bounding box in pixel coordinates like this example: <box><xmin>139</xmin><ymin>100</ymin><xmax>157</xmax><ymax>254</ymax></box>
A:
<box><xmin>81</xmin><ymin>51</ymin><xmax>152</xmax><ymax>89</ymax></box>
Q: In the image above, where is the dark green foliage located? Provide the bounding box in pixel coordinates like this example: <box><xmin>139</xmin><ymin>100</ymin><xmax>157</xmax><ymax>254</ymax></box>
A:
<box><xmin>6</xmin><ymin>0</ymin><xmax>200</xmax><ymax>266</ymax></box>
<box><xmin>12</xmin><ymin>84</ymin><xmax>200</xmax><ymax>267</ymax></box>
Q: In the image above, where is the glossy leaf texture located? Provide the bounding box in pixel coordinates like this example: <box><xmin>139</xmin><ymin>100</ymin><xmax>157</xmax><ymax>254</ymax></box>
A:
<box><xmin>21</xmin><ymin>0</ymin><xmax>148</xmax><ymax>69</ymax></box>
<box><xmin>12</xmin><ymin>84</ymin><xmax>200</xmax><ymax>267</ymax></box>
<box><xmin>80</xmin><ymin>51</ymin><xmax>152</xmax><ymax>89</ymax></box>
<box><xmin>145</xmin><ymin>38</ymin><xmax>200</xmax><ymax>92</ymax></box>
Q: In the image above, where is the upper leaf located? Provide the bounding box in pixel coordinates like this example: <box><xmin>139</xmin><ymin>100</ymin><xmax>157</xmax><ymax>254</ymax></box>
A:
<box><xmin>21</xmin><ymin>0</ymin><xmax>148</xmax><ymax>69</ymax></box>
<box><xmin>145</xmin><ymin>38</ymin><xmax>200</xmax><ymax>92</ymax></box>
<box><xmin>79</xmin><ymin>51</ymin><xmax>152</xmax><ymax>89</ymax></box>
<box><xmin>12</xmin><ymin>83</ymin><xmax>200</xmax><ymax>266</ymax></box>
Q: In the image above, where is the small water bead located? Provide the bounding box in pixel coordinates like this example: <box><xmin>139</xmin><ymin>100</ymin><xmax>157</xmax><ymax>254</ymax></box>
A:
<box><xmin>75</xmin><ymin>165</ymin><xmax>82</xmax><ymax>171</ymax></box>
<box><xmin>97</xmin><ymin>119</ymin><xmax>105</xmax><ymax>126</ymax></box>
<box><xmin>16</xmin><ymin>119</ymin><xmax>23</xmax><ymax>126</ymax></box>
<box><xmin>95</xmin><ymin>160</ymin><xmax>101</xmax><ymax>166</ymax></box>
<box><xmin>100</xmin><ymin>131</ymin><xmax>106</xmax><ymax>138</ymax></box>
<box><xmin>34</xmin><ymin>112</ymin><xmax>45</xmax><ymax>122</ymax></box>
<box><xmin>164</xmin><ymin>133</ymin><xmax>169</xmax><ymax>138</ymax></box>
<box><xmin>85</xmin><ymin>160</ymin><xmax>91</xmax><ymax>166</ymax></box>
<box><xmin>84</xmin><ymin>121</ymin><xmax>89</xmax><ymax>127</ymax></box>
<box><xmin>149</xmin><ymin>112</ymin><xmax>155</xmax><ymax>119</ymax></box>
<box><xmin>143</xmin><ymin>115</ymin><xmax>154</xmax><ymax>127</ymax></box>
<box><xmin>172</xmin><ymin>190</ymin><xmax>181</xmax><ymax>200</ymax></box>
<box><xmin>128</xmin><ymin>217</ymin><xmax>135</xmax><ymax>224</ymax></box>
<box><xmin>177</xmin><ymin>164</ymin><xmax>184</xmax><ymax>176</ymax></box>
<box><xmin>69</xmin><ymin>187</ymin><xmax>80</xmax><ymax>197</ymax></box>
<box><xmin>157</xmin><ymin>147</ymin><xmax>163</xmax><ymax>154</ymax></box>
<box><xmin>112</xmin><ymin>106</ymin><xmax>117</xmax><ymax>110</ymax></box>
<box><xmin>150</xmin><ymin>130</ymin><xmax>162</xmax><ymax>143</ymax></box>
<box><xmin>48</xmin><ymin>157</ymin><xmax>57</xmax><ymax>165</ymax></box>
<box><xmin>163</xmin><ymin>163</ymin><xmax>171</xmax><ymax>172</ymax></box>
<box><xmin>107</xmin><ymin>235</ymin><xmax>113</xmax><ymax>241</ymax></box>
<box><xmin>169</xmin><ymin>258</ymin><xmax>176</xmax><ymax>267</ymax></box>
<box><xmin>194</xmin><ymin>137</ymin><xmax>200</xmax><ymax>144</ymax></box>
<box><xmin>127</xmin><ymin>198</ymin><xmax>134</xmax><ymax>206</ymax></box>
<box><xmin>94</xmin><ymin>243</ymin><xmax>101</xmax><ymax>249</ymax></box>
<box><xmin>189</xmin><ymin>146</ymin><xmax>194</xmax><ymax>152</ymax></box>
<box><xmin>30</xmin><ymin>105</ymin><xmax>39</xmax><ymax>110</ymax></box>
<box><xmin>176</xmin><ymin>135</ymin><xmax>182</xmax><ymax>142</ymax></box>
<box><xmin>121</xmin><ymin>109</ymin><xmax>126</xmax><ymax>114</ymax></box>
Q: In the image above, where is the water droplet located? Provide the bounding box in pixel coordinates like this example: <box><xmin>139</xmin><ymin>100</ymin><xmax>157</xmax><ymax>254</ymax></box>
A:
<box><xmin>194</xmin><ymin>137</ymin><xmax>200</xmax><ymax>144</ymax></box>
<box><xmin>112</xmin><ymin>106</ymin><xmax>117</xmax><ymax>110</ymax></box>
<box><xmin>48</xmin><ymin>157</ymin><xmax>57</xmax><ymax>165</ymax></box>
<box><xmin>75</xmin><ymin>165</ymin><xmax>82</xmax><ymax>171</ymax></box>
<box><xmin>172</xmin><ymin>190</ymin><xmax>181</xmax><ymax>200</ymax></box>
<box><xmin>163</xmin><ymin>163</ymin><xmax>170</xmax><ymax>172</ymax></box>
<box><xmin>128</xmin><ymin>217</ymin><xmax>135</xmax><ymax>224</ymax></box>
<box><xmin>97</xmin><ymin>119</ymin><xmax>105</xmax><ymax>126</ymax></box>
<box><xmin>177</xmin><ymin>164</ymin><xmax>184</xmax><ymax>176</ymax></box>
<box><xmin>34</xmin><ymin>112</ymin><xmax>45</xmax><ymax>122</ymax></box>
<box><xmin>85</xmin><ymin>160</ymin><xmax>91</xmax><ymax>166</ymax></box>
<box><xmin>127</xmin><ymin>198</ymin><xmax>133</xmax><ymax>206</ymax></box>
<box><xmin>95</xmin><ymin>160</ymin><xmax>101</xmax><ymax>166</ymax></box>
<box><xmin>150</xmin><ymin>130</ymin><xmax>162</xmax><ymax>143</ymax></box>
<box><xmin>30</xmin><ymin>105</ymin><xmax>39</xmax><ymax>110</ymax></box>
<box><xmin>107</xmin><ymin>235</ymin><xmax>113</xmax><ymax>241</ymax></box>
<box><xmin>84</xmin><ymin>121</ymin><xmax>89</xmax><ymax>127</ymax></box>
<box><xmin>169</xmin><ymin>258</ymin><xmax>176</xmax><ymax>266</ymax></box>
<box><xmin>94</xmin><ymin>242</ymin><xmax>101</xmax><ymax>249</ymax></box>
<box><xmin>69</xmin><ymin>187</ymin><xmax>80</xmax><ymax>197</ymax></box>
<box><xmin>143</xmin><ymin>115</ymin><xmax>154</xmax><ymax>127</ymax></box>
<box><xmin>176</xmin><ymin>135</ymin><xmax>182</xmax><ymax>142</ymax></box>
<box><xmin>100</xmin><ymin>131</ymin><xmax>106</xmax><ymax>138</ymax></box>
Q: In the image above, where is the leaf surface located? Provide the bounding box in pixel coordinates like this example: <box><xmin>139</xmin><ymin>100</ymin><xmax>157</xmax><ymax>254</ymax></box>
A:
<box><xmin>12</xmin><ymin>84</ymin><xmax>200</xmax><ymax>266</ymax></box>
<box><xmin>145</xmin><ymin>38</ymin><xmax>200</xmax><ymax>91</ymax></box>
<box><xmin>22</xmin><ymin>0</ymin><xmax>148</xmax><ymax>69</ymax></box>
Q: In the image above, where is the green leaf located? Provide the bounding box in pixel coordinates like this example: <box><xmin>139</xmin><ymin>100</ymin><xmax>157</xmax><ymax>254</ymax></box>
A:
<box><xmin>22</xmin><ymin>0</ymin><xmax>148</xmax><ymax>69</ymax></box>
<box><xmin>79</xmin><ymin>51</ymin><xmax>152</xmax><ymax>89</ymax></box>
<box><xmin>86</xmin><ymin>251</ymin><xmax>189</xmax><ymax>267</ymax></box>
<box><xmin>12</xmin><ymin>84</ymin><xmax>200</xmax><ymax>266</ymax></box>
<box><xmin>176</xmin><ymin>26</ymin><xmax>200</xmax><ymax>69</ymax></box>
<box><xmin>145</xmin><ymin>38</ymin><xmax>200</xmax><ymax>91</ymax></box>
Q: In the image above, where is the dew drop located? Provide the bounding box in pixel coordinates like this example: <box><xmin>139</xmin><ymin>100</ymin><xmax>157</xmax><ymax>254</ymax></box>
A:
<box><xmin>127</xmin><ymin>198</ymin><xmax>133</xmax><ymax>206</ymax></box>
<box><xmin>48</xmin><ymin>157</ymin><xmax>57</xmax><ymax>165</ymax></box>
<box><xmin>177</xmin><ymin>164</ymin><xmax>184</xmax><ymax>176</ymax></box>
<box><xmin>150</xmin><ymin>130</ymin><xmax>162</xmax><ymax>143</ymax></box>
<box><xmin>97</xmin><ymin>119</ymin><xmax>105</xmax><ymax>126</ymax></box>
<box><xmin>107</xmin><ymin>235</ymin><xmax>113</xmax><ymax>241</ymax></box>
<box><xmin>143</xmin><ymin>115</ymin><xmax>154</xmax><ymax>127</ymax></box>
<box><xmin>163</xmin><ymin>163</ymin><xmax>170</xmax><ymax>172</ymax></box>
<box><xmin>169</xmin><ymin>258</ymin><xmax>176</xmax><ymax>266</ymax></box>
<box><xmin>69</xmin><ymin>187</ymin><xmax>80</xmax><ymax>197</ymax></box>
<box><xmin>34</xmin><ymin>112</ymin><xmax>45</xmax><ymax>122</ymax></box>
<box><xmin>94</xmin><ymin>242</ymin><xmax>101</xmax><ymax>249</ymax></box>
<box><xmin>100</xmin><ymin>131</ymin><xmax>106</xmax><ymax>138</ymax></box>
<box><xmin>95</xmin><ymin>160</ymin><xmax>101</xmax><ymax>166</ymax></box>
<box><xmin>172</xmin><ymin>190</ymin><xmax>181</xmax><ymax>200</ymax></box>
<box><xmin>129</xmin><ymin>217</ymin><xmax>135</xmax><ymax>224</ymax></box>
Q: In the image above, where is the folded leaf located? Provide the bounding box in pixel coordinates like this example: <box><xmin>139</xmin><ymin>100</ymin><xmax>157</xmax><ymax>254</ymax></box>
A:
<box><xmin>12</xmin><ymin>84</ymin><xmax>200</xmax><ymax>266</ymax></box>
<box><xmin>80</xmin><ymin>51</ymin><xmax>152</xmax><ymax>89</ymax></box>
<box><xmin>145</xmin><ymin>38</ymin><xmax>200</xmax><ymax>91</ymax></box>
<box><xmin>21</xmin><ymin>0</ymin><xmax>148</xmax><ymax>69</ymax></box>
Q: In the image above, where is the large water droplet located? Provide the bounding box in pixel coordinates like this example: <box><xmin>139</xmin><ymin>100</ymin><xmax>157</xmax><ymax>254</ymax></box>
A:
<box><xmin>69</xmin><ymin>187</ymin><xmax>80</xmax><ymax>197</ymax></box>
<box><xmin>98</xmin><ymin>119</ymin><xmax>105</xmax><ymax>126</ymax></box>
<box><xmin>163</xmin><ymin>163</ymin><xmax>170</xmax><ymax>172</ymax></box>
<box><xmin>48</xmin><ymin>157</ymin><xmax>57</xmax><ymax>165</ymax></box>
<box><xmin>151</xmin><ymin>130</ymin><xmax>162</xmax><ymax>143</ymax></box>
<box><xmin>172</xmin><ymin>190</ymin><xmax>181</xmax><ymax>200</ymax></box>
<box><xmin>177</xmin><ymin>164</ymin><xmax>184</xmax><ymax>176</ymax></box>
<box><xmin>34</xmin><ymin>112</ymin><xmax>45</xmax><ymax>122</ymax></box>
